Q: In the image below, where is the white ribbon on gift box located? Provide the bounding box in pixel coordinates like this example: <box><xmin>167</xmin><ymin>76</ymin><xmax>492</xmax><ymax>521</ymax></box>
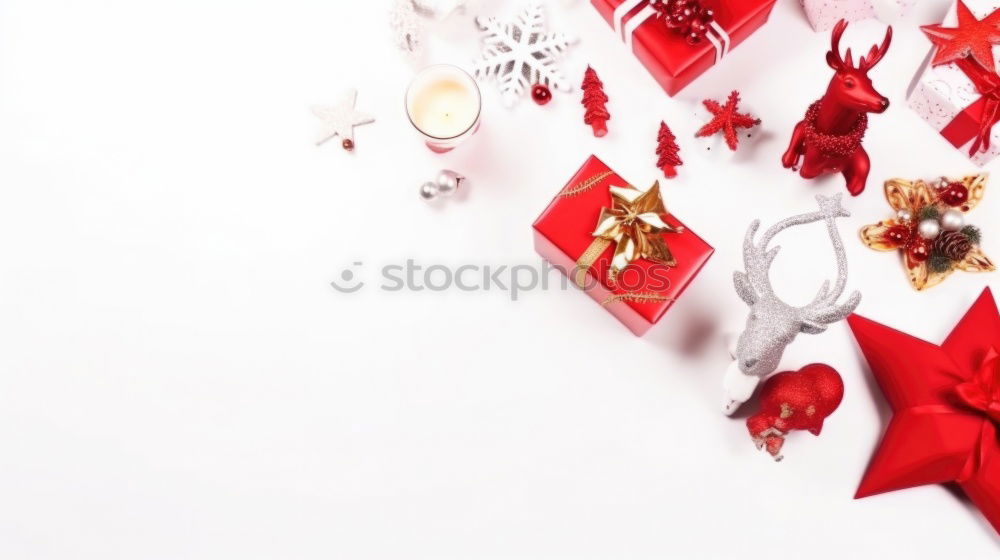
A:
<box><xmin>612</xmin><ymin>0</ymin><xmax>730</xmax><ymax>62</ymax></box>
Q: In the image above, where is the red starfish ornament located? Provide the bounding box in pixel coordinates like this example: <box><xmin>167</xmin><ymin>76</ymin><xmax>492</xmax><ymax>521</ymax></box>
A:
<box><xmin>921</xmin><ymin>0</ymin><xmax>1000</xmax><ymax>72</ymax></box>
<box><xmin>695</xmin><ymin>90</ymin><xmax>760</xmax><ymax>151</ymax></box>
<box><xmin>848</xmin><ymin>288</ymin><xmax>1000</xmax><ymax>535</ymax></box>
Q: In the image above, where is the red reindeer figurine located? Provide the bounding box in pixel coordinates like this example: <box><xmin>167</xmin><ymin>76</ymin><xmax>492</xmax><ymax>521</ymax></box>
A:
<box><xmin>782</xmin><ymin>20</ymin><xmax>892</xmax><ymax>196</ymax></box>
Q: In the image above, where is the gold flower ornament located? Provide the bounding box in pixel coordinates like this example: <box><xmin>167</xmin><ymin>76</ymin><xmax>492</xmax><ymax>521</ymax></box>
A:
<box><xmin>860</xmin><ymin>174</ymin><xmax>994</xmax><ymax>290</ymax></box>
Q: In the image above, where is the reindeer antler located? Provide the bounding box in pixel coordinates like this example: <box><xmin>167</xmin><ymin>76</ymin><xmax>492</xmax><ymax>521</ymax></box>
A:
<box><xmin>799</xmin><ymin>196</ymin><xmax>862</xmax><ymax>331</ymax></box>
<box><xmin>827</xmin><ymin>19</ymin><xmax>851</xmax><ymax>70</ymax></box>
<box><xmin>827</xmin><ymin>19</ymin><xmax>892</xmax><ymax>72</ymax></box>
<box><xmin>858</xmin><ymin>26</ymin><xmax>892</xmax><ymax>72</ymax></box>
<box><xmin>736</xmin><ymin>195</ymin><xmax>860</xmax><ymax>327</ymax></box>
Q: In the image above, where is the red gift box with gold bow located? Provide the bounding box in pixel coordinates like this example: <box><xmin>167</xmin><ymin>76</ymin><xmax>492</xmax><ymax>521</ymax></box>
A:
<box><xmin>532</xmin><ymin>155</ymin><xmax>713</xmax><ymax>336</ymax></box>
<box><xmin>591</xmin><ymin>0</ymin><xmax>777</xmax><ymax>96</ymax></box>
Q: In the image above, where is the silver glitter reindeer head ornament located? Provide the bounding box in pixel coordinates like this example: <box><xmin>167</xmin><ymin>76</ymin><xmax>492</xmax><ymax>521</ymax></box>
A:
<box><xmin>724</xmin><ymin>194</ymin><xmax>861</xmax><ymax>415</ymax></box>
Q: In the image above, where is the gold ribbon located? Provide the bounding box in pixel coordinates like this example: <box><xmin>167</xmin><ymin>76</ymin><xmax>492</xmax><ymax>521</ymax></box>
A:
<box><xmin>571</xmin><ymin>180</ymin><xmax>682</xmax><ymax>289</ymax></box>
<box><xmin>602</xmin><ymin>292</ymin><xmax>676</xmax><ymax>306</ymax></box>
<box><xmin>559</xmin><ymin>171</ymin><xmax>613</xmax><ymax>198</ymax></box>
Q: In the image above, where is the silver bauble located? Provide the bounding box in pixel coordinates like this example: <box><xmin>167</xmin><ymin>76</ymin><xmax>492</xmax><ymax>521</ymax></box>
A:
<box><xmin>918</xmin><ymin>218</ymin><xmax>941</xmax><ymax>239</ymax></box>
<box><xmin>896</xmin><ymin>209</ymin><xmax>913</xmax><ymax>222</ymax></box>
<box><xmin>419</xmin><ymin>181</ymin><xmax>439</xmax><ymax>200</ymax></box>
<box><xmin>940</xmin><ymin>209</ymin><xmax>965</xmax><ymax>231</ymax></box>
<box><xmin>435</xmin><ymin>170</ymin><xmax>463</xmax><ymax>197</ymax></box>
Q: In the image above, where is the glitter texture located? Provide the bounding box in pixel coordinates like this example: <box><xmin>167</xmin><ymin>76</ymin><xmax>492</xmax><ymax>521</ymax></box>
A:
<box><xmin>724</xmin><ymin>194</ymin><xmax>861</xmax><ymax>415</ymax></box>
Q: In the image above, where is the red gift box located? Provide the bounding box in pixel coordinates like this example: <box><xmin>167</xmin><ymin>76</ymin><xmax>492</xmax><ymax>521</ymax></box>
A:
<box><xmin>592</xmin><ymin>0</ymin><xmax>777</xmax><ymax>96</ymax></box>
<box><xmin>532</xmin><ymin>155</ymin><xmax>713</xmax><ymax>336</ymax></box>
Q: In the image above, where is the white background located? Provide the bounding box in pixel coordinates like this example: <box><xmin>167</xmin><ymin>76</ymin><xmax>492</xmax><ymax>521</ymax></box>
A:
<box><xmin>1</xmin><ymin>0</ymin><xmax>998</xmax><ymax>557</ymax></box>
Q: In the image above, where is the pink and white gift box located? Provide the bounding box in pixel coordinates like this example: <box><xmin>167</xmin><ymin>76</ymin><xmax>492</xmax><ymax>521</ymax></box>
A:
<box><xmin>800</xmin><ymin>0</ymin><xmax>914</xmax><ymax>31</ymax></box>
<box><xmin>908</xmin><ymin>0</ymin><xmax>1000</xmax><ymax>166</ymax></box>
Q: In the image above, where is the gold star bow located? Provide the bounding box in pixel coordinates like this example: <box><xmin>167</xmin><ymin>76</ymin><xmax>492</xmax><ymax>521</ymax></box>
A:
<box><xmin>575</xmin><ymin>181</ymin><xmax>682</xmax><ymax>287</ymax></box>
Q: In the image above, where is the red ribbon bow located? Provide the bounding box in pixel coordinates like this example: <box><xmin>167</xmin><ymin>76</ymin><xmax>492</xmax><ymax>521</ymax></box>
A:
<box><xmin>956</xmin><ymin>58</ymin><xmax>1000</xmax><ymax>155</ymax></box>
<box><xmin>922</xmin><ymin>2</ymin><xmax>1000</xmax><ymax>155</ymax></box>
<box><xmin>954</xmin><ymin>347</ymin><xmax>1000</xmax><ymax>424</ymax></box>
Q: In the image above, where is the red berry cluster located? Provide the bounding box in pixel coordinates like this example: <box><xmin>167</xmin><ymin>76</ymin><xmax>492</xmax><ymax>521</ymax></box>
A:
<box><xmin>882</xmin><ymin>223</ymin><xmax>928</xmax><ymax>264</ymax></box>
<box><xmin>652</xmin><ymin>0</ymin><xmax>715</xmax><ymax>45</ymax></box>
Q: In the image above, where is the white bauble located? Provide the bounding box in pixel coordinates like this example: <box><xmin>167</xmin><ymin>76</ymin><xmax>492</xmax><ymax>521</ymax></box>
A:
<box><xmin>940</xmin><ymin>209</ymin><xmax>965</xmax><ymax>231</ymax></box>
<box><xmin>434</xmin><ymin>170</ymin><xmax>463</xmax><ymax>197</ymax></box>
<box><xmin>918</xmin><ymin>218</ymin><xmax>941</xmax><ymax>240</ymax></box>
<box><xmin>419</xmin><ymin>181</ymin><xmax>439</xmax><ymax>200</ymax></box>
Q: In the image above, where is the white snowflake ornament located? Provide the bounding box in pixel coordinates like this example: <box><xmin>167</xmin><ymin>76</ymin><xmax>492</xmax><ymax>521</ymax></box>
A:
<box><xmin>311</xmin><ymin>89</ymin><xmax>375</xmax><ymax>150</ymax></box>
<box><xmin>413</xmin><ymin>0</ymin><xmax>467</xmax><ymax>19</ymax></box>
<box><xmin>390</xmin><ymin>0</ymin><xmax>423</xmax><ymax>57</ymax></box>
<box><xmin>472</xmin><ymin>4</ymin><xmax>576</xmax><ymax>107</ymax></box>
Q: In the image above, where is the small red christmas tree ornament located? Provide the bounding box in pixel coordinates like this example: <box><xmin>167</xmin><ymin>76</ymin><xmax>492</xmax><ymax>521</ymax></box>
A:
<box><xmin>695</xmin><ymin>90</ymin><xmax>760</xmax><ymax>151</ymax></box>
<box><xmin>781</xmin><ymin>19</ymin><xmax>892</xmax><ymax>196</ymax></box>
<box><xmin>655</xmin><ymin>121</ymin><xmax>682</xmax><ymax>178</ymax></box>
<box><xmin>581</xmin><ymin>66</ymin><xmax>610</xmax><ymax>137</ymax></box>
<box><xmin>746</xmin><ymin>364</ymin><xmax>844</xmax><ymax>461</ymax></box>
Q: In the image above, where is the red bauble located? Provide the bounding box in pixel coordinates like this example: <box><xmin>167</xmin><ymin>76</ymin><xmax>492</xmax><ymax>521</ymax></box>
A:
<box><xmin>746</xmin><ymin>364</ymin><xmax>844</xmax><ymax>461</ymax></box>
<box><xmin>907</xmin><ymin>240</ymin><xmax>931</xmax><ymax>263</ymax></box>
<box><xmin>531</xmin><ymin>83</ymin><xmax>552</xmax><ymax>105</ymax></box>
<box><xmin>848</xmin><ymin>288</ymin><xmax>1000</xmax><ymax>535</ymax></box>
<box><xmin>341</xmin><ymin>138</ymin><xmax>354</xmax><ymax>151</ymax></box>
<box><xmin>940</xmin><ymin>182</ymin><xmax>970</xmax><ymax>206</ymax></box>
<box><xmin>885</xmin><ymin>224</ymin><xmax>911</xmax><ymax>247</ymax></box>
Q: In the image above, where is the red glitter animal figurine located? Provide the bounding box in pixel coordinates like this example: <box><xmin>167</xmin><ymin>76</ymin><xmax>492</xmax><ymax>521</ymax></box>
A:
<box><xmin>782</xmin><ymin>20</ymin><xmax>892</xmax><ymax>196</ymax></box>
<box><xmin>746</xmin><ymin>364</ymin><xmax>844</xmax><ymax>461</ymax></box>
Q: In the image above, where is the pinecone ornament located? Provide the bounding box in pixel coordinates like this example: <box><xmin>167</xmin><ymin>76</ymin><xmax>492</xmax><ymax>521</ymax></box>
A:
<box><xmin>934</xmin><ymin>230</ymin><xmax>973</xmax><ymax>261</ymax></box>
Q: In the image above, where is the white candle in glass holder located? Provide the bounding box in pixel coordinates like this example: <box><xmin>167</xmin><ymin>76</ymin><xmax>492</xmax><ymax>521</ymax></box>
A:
<box><xmin>405</xmin><ymin>65</ymin><xmax>482</xmax><ymax>153</ymax></box>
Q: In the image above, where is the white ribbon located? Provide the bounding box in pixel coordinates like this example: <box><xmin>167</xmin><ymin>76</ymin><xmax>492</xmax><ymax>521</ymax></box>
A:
<box><xmin>704</xmin><ymin>20</ymin><xmax>729</xmax><ymax>62</ymax></box>
<box><xmin>612</xmin><ymin>0</ymin><xmax>729</xmax><ymax>62</ymax></box>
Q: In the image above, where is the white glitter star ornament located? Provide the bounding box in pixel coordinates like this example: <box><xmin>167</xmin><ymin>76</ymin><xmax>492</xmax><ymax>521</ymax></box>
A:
<box><xmin>311</xmin><ymin>89</ymin><xmax>375</xmax><ymax>151</ymax></box>
<box><xmin>472</xmin><ymin>4</ymin><xmax>576</xmax><ymax>107</ymax></box>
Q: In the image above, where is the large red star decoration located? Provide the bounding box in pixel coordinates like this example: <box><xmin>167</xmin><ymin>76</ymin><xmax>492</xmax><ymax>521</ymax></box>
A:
<box><xmin>848</xmin><ymin>288</ymin><xmax>1000</xmax><ymax>535</ymax></box>
<box><xmin>694</xmin><ymin>90</ymin><xmax>760</xmax><ymax>151</ymax></box>
<box><xmin>921</xmin><ymin>0</ymin><xmax>1000</xmax><ymax>71</ymax></box>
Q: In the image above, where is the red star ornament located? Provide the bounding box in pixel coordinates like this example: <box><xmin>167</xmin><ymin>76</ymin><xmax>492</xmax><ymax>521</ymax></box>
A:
<box><xmin>848</xmin><ymin>287</ymin><xmax>1000</xmax><ymax>535</ymax></box>
<box><xmin>694</xmin><ymin>90</ymin><xmax>760</xmax><ymax>151</ymax></box>
<box><xmin>921</xmin><ymin>0</ymin><xmax>1000</xmax><ymax>71</ymax></box>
